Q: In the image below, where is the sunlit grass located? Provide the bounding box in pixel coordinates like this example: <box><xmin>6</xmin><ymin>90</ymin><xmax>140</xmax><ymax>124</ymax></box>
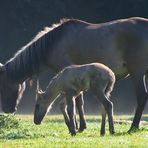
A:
<box><xmin>0</xmin><ymin>114</ymin><xmax>147</xmax><ymax>148</ymax></box>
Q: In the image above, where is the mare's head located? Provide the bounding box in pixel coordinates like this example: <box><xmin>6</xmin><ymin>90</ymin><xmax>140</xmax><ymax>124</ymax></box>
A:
<box><xmin>0</xmin><ymin>63</ymin><xmax>26</xmax><ymax>113</ymax></box>
<box><xmin>34</xmin><ymin>89</ymin><xmax>48</xmax><ymax>124</ymax></box>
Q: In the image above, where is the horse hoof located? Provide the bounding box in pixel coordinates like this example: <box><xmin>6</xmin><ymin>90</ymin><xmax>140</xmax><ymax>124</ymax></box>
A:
<box><xmin>100</xmin><ymin>133</ymin><xmax>105</xmax><ymax>137</ymax></box>
<box><xmin>71</xmin><ymin>132</ymin><xmax>76</xmax><ymax>136</ymax></box>
<box><xmin>78</xmin><ymin>128</ymin><xmax>84</xmax><ymax>133</ymax></box>
<box><xmin>128</xmin><ymin>126</ymin><xmax>139</xmax><ymax>134</ymax></box>
<box><xmin>78</xmin><ymin>125</ymin><xmax>87</xmax><ymax>132</ymax></box>
<box><xmin>100</xmin><ymin>129</ymin><xmax>105</xmax><ymax>136</ymax></box>
<box><xmin>110</xmin><ymin>131</ymin><xmax>115</xmax><ymax>135</ymax></box>
<box><xmin>69</xmin><ymin>128</ymin><xmax>76</xmax><ymax>136</ymax></box>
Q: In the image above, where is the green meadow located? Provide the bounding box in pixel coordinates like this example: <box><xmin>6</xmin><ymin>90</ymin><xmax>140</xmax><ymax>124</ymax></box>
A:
<box><xmin>0</xmin><ymin>114</ymin><xmax>147</xmax><ymax>148</ymax></box>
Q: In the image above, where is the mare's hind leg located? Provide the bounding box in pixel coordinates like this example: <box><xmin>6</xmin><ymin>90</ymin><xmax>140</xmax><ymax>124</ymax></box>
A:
<box><xmin>128</xmin><ymin>73</ymin><xmax>148</xmax><ymax>132</ymax></box>
<box><xmin>75</xmin><ymin>93</ymin><xmax>87</xmax><ymax>132</ymax></box>
<box><xmin>100</xmin><ymin>104</ymin><xmax>106</xmax><ymax>136</ymax></box>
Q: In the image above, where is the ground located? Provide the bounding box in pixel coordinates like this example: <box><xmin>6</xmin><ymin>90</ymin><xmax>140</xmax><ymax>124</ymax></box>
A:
<box><xmin>0</xmin><ymin>114</ymin><xmax>148</xmax><ymax>148</ymax></box>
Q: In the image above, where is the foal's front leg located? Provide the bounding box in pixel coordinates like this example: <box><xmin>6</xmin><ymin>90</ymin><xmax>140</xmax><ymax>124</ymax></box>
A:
<box><xmin>59</xmin><ymin>94</ymin><xmax>78</xmax><ymax>132</ymax></box>
<box><xmin>75</xmin><ymin>93</ymin><xmax>86</xmax><ymax>132</ymax></box>
<box><xmin>66</xmin><ymin>92</ymin><xmax>76</xmax><ymax>136</ymax></box>
<box><xmin>59</xmin><ymin>94</ymin><xmax>71</xmax><ymax>130</ymax></box>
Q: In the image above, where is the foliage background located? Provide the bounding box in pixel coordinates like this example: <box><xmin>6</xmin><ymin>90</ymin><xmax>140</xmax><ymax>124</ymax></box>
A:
<box><xmin>0</xmin><ymin>0</ymin><xmax>148</xmax><ymax>113</ymax></box>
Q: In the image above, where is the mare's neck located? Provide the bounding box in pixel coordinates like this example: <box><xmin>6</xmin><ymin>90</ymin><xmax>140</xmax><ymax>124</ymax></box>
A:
<box><xmin>5</xmin><ymin>43</ymin><xmax>48</xmax><ymax>83</ymax></box>
<box><xmin>5</xmin><ymin>57</ymin><xmax>47</xmax><ymax>83</ymax></box>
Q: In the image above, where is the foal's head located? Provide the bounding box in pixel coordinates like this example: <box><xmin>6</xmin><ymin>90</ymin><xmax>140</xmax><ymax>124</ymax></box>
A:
<box><xmin>34</xmin><ymin>89</ymin><xmax>49</xmax><ymax>124</ymax></box>
<box><xmin>0</xmin><ymin>63</ymin><xmax>26</xmax><ymax>113</ymax></box>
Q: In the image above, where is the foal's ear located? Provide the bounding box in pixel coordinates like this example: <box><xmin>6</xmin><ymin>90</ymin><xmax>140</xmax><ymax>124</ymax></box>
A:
<box><xmin>36</xmin><ymin>79</ymin><xmax>42</xmax><ymax>94</ymax></box>
<box><xmin>37</xmin><ymin>89</ymin><xmax>44</xmax><ymax>95</ymax></box>
<box><xmin>35</xmin><ymin>88</ymin><xmax>44</xmax><ymax>101</ymax></box>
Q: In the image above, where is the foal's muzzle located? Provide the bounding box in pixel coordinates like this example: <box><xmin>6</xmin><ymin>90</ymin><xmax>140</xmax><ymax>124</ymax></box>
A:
<box><xmin>34</xmin><ymin>116</ymin><xmax>42</xmax><ymax>125</ymax></box>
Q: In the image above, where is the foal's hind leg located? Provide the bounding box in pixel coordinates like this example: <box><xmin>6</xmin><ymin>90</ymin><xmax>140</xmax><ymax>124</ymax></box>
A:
<box><xmin>94</xmin><ymin>91</ymin><xmax>114</xmax><ymax>135</ymax></box>
<box><xmin>128</xmin><ymin>73</ymin><xmax>148</xmax><ymax>132</ymax></box>
<box><xmin>75</xmin><ymin>93</ymin><xmax>87</xmax><ymax>132</ymax></box>
<box><xmin>100</xmin><ymin>94</ymin><xmax>114</xmax><ymax>135</ymax></box>
<box><xmin>90</xmin><ymin>80</ymin><xmax>114</xmax><ymax>135</ymax></box>
<box><xmin>100</xmin><ymin>104</ymin><xmax>106</xmax><ymax>136</ymax></box>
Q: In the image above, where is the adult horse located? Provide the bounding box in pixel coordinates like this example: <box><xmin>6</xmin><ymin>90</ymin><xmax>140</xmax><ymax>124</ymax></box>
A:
<box><xmin>0</xmin><ymin>17</ymin><xmax>148</xmax><ymax>132</ymax></box>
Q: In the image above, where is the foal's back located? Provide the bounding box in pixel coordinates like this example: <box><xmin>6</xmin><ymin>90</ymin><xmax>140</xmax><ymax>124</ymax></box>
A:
<box><xmin>61</xmin><ymin>63</ymin><xmax>114</xmax><ymax>79</ymax></box>
<box><xmin>57</xmin><ymin>63</ymin><xmax>115</xmax><ymax>93</ymax></box>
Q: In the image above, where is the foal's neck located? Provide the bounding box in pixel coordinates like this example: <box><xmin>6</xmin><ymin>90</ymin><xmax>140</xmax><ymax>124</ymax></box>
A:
<box><xmin>44</xmin><ymin>76</ymin><xmax>61</xmax><ymax>103</ymax></box>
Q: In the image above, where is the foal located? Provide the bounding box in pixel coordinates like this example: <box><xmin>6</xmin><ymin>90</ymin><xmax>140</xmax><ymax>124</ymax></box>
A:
<box><xmin>34</xmin><ymin>63</ymin><xmax>115</xmax><ymax>136</ymax></box>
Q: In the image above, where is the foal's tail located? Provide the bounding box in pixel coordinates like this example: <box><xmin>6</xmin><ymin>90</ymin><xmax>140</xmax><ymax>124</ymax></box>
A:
<box><xmin>105</xmin><ymin>72</ymin><xmax>116</xmax><ymax>99</ymax></box>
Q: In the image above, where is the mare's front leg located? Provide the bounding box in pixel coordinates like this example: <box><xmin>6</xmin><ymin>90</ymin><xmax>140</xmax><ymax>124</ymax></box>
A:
<box><xmin>128</xmin><ymin>73</ymin><xmax>148</xmax><ymax>132</ymax></box>
<box><xmin>75</xmin><ymin>93</ymin><xmax>87</xmax><ymax>132</ymax></box>
<box><xmin>66</xmin><ymin>91</ymin><xmax>77</xmax><ymax>136</ymax></box>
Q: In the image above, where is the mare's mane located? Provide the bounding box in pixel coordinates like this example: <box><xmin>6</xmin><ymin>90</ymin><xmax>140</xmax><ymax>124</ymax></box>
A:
<box><xmin>6</xmin><ymin>18</ymin><xmax>88</xmax><ymax>64</ymax></box>
<box><xmin>6</xmin><ymin>19</ymin><xmax>69</xmax><ymax>64</ymax></box>
<box><xmin>4</xmin><ymin>18</ymin><xmax>83</xmax><ymax>81</ymax></box>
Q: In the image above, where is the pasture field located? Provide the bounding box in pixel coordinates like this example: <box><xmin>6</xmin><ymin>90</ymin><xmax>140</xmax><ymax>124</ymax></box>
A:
<box><xmin>0</xmin><ymin>114</ymin><xmax>147</xmax><ymax>148</ymax></box>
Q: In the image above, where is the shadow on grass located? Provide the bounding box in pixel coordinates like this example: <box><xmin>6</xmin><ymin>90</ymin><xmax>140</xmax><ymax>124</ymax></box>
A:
<box><xmin>44</xmin><ymin>117</ymin><xmax>101</xmax><ymax>124</ymax></box>
<box><xmin>127</xmin><ymin>115</ymin><xmax>148</xmax><ymax>122</ymax></box>
<box><xmin>44</xmin><ymin>118</ymin><xmax>64</xmax><ymax>124</ymax></box>
<box><xmin>113</xmin><ymin>127</ymin><xmax>148</xmax><ymax>137</ymax></box>
<box><xmin>113</xmin><ymin>131</ymin><xmax>129</xmax><ymax>136</ymax></box>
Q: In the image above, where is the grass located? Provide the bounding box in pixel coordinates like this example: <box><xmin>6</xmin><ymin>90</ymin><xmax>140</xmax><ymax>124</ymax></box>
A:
<box><xmin>0</xmin><ymin>114</ymin><xmax>147</xmax><ymax>148</ymax></box>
